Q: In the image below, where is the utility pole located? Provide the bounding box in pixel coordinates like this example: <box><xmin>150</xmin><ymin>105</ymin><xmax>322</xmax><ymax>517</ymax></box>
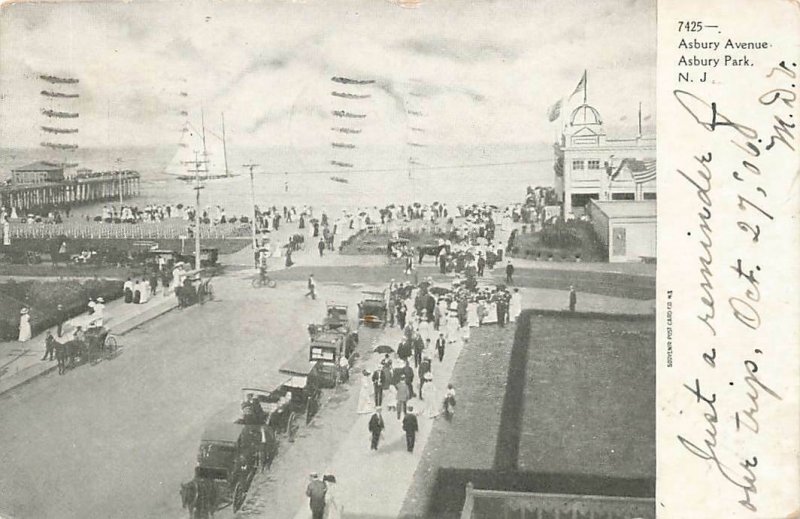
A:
<box><xmin>115</xmin><ymin>157</ymin><xmax>124</xmax><ymax>204</ymax></box>
<box><xmin>243</xmin><ymin>163</ymin><xmax>260</xmax><ymax>268</ymax></box>
<box><xmin>187</xmin><ymin>151</ymin><xmax>206</xmax><ymax>271</ymax></box>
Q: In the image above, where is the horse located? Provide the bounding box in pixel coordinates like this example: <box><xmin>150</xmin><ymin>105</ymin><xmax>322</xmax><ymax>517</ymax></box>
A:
<box><xmin>180</xmin><ymin>477</ymin><xmax>218</xmax><ymax>519</ymax></box>
<box><xmin>53</xmin><ymin>338</ymin><xmax>83</xmax><ymax>374</ymax></box>
<box><xmin>417</xmin><ymin>244</ymin><xmax>447</xmax><ymax>265</ymax></box>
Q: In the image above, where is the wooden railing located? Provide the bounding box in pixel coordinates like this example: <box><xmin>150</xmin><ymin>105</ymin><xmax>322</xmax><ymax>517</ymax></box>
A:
<box><xmin>9</xmin><ymin>221</ymin><xmax>251</xmax><ymax>240</ymax></box>
<box><xmin>461</xmin><ymin>483</ymin><xmax>655</xmax><ymax>519</ymax></box>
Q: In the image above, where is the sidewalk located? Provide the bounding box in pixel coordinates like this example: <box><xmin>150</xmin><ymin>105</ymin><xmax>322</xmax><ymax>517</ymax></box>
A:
<box><xmin>0</xmin><ymin>290</ymin><xmax>178</xmax><ymax>397</ymax></box>
<box><xmin>292</xmin><ymin>323</ymin><xmax>468</xmax><ymax>519</ymax></box>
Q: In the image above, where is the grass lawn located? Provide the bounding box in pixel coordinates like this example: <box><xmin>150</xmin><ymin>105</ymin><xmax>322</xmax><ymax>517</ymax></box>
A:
<box><xmin>400</xmin><ymin>325</ymin><xmax>517</xmax><ymax>518</ymax></box>
<box><xmin>510</xmin><ymin>220</ymin><xmax>606</xmax><ymax>262</ymax></box>
<box><xmin>520</xmin><ymin>313</ymin><xmax>655</xmax><ymax>479</ymax></box>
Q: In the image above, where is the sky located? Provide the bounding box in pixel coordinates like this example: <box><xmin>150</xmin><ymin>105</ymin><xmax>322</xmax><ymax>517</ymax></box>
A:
<box><xmin>0</xmin><ymin>0</ymin><xmax>656</xmax><ymax>151</ymax></box>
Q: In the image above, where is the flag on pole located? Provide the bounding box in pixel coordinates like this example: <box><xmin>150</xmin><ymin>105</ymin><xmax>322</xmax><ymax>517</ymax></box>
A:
<box><xmin>547</xmin><ymin>99</ymin><xmax>563</xmax><ymax>122</ymax></box>
<box><xmin>569</xmin><ymin>70</ymin><xmax>587</xmax><ymax>103</ymax></box>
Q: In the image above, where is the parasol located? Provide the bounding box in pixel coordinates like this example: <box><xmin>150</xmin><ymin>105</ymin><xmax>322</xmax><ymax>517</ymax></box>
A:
<box><xmin>373</xmin><ymin>344</ymin><xmax>394</xmax><ymax>354</ymax></box>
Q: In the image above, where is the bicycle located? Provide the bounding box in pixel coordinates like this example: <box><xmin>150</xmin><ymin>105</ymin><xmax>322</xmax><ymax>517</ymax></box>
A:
<box><xmin>251</xmin><ymin>274</ymin><xmax>277</xmax><ymax>288</ymax></box>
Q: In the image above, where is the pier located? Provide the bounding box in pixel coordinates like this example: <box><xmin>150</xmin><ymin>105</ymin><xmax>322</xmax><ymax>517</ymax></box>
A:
<box><xmin>0</xmin><ymin>170</ymin><xmax>140</xmax><ymax>212</ymax></box>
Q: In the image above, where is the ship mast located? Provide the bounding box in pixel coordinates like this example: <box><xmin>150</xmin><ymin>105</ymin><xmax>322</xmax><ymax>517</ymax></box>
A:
<box><xmin>221</xmin><ymin>112</ymin><xmax>230</xmax><ymax>177</ymax></box>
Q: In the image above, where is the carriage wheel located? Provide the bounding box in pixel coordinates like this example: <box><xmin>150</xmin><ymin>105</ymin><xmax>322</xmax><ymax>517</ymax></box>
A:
<box><xmin>104</xmin><ymin>335</ymin><xmax>118</xmax><ymax>358</ymax></box>
<box><xmin>232</xmin><ymin>481</ymin><xmax>247</xmax><ymax>512</ymax></box>
<box><xmin>286</xmin><ymin>412</ymin><xmax>298</xmax><ymax>443</ymax></box>
<box><xmin>267</xmin><ymin>278</ymin><xmax>277</xmax><ymax>288</ymax></box>
<box><xmin>251</xmin><ymin>278</ymin><xmax>263</xmax><ymax>289</ymax></box>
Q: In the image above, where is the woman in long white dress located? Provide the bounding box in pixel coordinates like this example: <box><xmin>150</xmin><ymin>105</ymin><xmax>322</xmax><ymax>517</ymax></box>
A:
<box><xmin>446</xmin><ymin>307</ymin><xmax>460</xmax><ymax>344</ymax></box>
<box><xmin>18</xmin><ymin>308</ymin><xmax>31</xmax><ymax>342</ymax></box>
<box><xmin>356</xmin><ymin>370</ymin><xmax>375</xmax><ymax>414</ymax></box>
<box><xmin>424</xmin><ymin>376</ymin><xmax>440</xmax><ymax>419</ymax></box>
<box><xmin>322</xmin><ymin>475</ymin><xmax>342</xmax><ymax>519</ymax></box>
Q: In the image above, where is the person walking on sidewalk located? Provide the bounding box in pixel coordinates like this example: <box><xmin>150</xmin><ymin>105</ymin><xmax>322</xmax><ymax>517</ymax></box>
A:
<box><xmin>403</xmin><ymin>405</ymin><xmax>419</xmax><ymax>453</ymax></box>
<box><xmin>412</xmin><ymin>333</ymin><xmax>424</xmax><ymax>368</ymax></box>
<box><xmin>318</xmin><ymin>237</ymin><xmax>325</xmax><ymax>257</ymax></box>
<box><xmin>372</xmin><ymin>368</ymin><xmax>385</xmax><ymax>407</ymax></box>
<box><xmin>42</xmin><ymin>330</ymin><xmax>56</xmax><ymax>361</ymax></box>
<box><xmin>322</xmin><ymin>474</ymin><xmax>342</xmax><ymax>519</ymax></box>
<box><xmin>306</xmin><ymin>472</ymin><xmax>327</xmax><ymax>519</ymax></box>
<box><xmin>18</xmin><ymin>308</ymin><xmax>31</xmax><ymax>342</ymax></box>
<box><xmin>505</xmin><ymin>260</ymin><xmax>515</xmax><ymax>285</ymax></box>
<box><xmin>306</xmin><ymin>274</ymin><xmax>317</xmax><ymax>300</ymax></box>
<box><xmin>435</xmin><ymin>333</ymin><xmax>446</xmax><ymax>362</ymax></box>
<box><xmin>368</xmin><ymin>408</ymin><xmax>385</xmax><ymax>450</ymax></box>
<box><xmin>56</xmin><ymin>304</ymin><xmax>67</xmax><ymax>338</ymax></box>
<box><xmin>396</xmin><ymin>376</ymin><xmax>409</xmax><ymax>419</ymax></box>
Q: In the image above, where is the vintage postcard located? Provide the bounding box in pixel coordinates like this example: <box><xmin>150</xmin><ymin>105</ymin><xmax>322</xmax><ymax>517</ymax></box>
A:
<box><xmin>0</xmin><ymin>1</ymin><xmax>796</xmax><ymax>518</ymax></box>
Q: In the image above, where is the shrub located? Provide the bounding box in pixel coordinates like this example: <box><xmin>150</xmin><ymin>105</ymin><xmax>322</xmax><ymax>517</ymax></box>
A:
<box><xmin>0</xmin><ymin>279</ymin><xmax>123</xmax><ymax>340</ymax></box>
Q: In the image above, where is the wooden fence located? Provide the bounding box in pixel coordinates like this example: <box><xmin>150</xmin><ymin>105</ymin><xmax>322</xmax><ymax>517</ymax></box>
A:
<box><xmin>8</xmin><ymin>221</ymin><xmax>251</xmax><ymax>240</ymax></box>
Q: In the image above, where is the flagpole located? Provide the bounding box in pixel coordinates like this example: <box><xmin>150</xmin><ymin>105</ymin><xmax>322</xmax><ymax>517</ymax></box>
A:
<box><xmin>638</xmin><ymin>102</ymin><xmax>642</xmax><ymax>137</ymax></box>
<box><xmin>583</xmin><ymin>70</ymin><xmax>587</xmax><ymax>104</ymax></box>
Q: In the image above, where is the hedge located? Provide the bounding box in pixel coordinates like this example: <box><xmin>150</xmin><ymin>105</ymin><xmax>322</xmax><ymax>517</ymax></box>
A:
<box><xmin>0</xmin><ymin>279</ymin><xmax>123</xmax><ymax>341</ymax></box>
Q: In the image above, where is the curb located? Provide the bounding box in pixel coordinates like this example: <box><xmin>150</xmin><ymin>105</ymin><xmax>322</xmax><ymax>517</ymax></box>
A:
<box><xmin>0</xmin><ymin>299</ymin><xmax>179</xmax><ymax>398</ymax></box>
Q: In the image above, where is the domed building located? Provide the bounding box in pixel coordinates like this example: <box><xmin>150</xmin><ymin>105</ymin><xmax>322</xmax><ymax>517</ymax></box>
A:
<box><xmin>552</xmin><ymin>100</ymin><xmax>657</xmax><ymax>262</ymax></box>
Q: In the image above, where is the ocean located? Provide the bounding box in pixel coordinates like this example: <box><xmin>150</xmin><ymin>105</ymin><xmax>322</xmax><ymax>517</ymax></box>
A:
<box><xmin>0</xmin><ymin>142</ymin><xmax>554</xmax><ymax>216</ymax></box>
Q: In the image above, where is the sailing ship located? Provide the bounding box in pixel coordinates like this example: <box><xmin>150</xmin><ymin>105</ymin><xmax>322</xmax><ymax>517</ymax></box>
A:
<box><xmin>165</xmin><ymin>110</ymin><xmax>236</xmax><ymax>182</ymax></box>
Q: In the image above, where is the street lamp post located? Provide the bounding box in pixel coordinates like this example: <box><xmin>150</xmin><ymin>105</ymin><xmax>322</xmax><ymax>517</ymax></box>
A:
<box><xmin>243</xmin><ymin>163</ymin><xmax>260</xmax><ymax>268</ymax></box>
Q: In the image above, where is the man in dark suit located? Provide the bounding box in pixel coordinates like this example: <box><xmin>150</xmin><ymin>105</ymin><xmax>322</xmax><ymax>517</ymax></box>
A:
<box><xmin>42</xmin><ymin>331</ymin><xmax>56</xmax><ymax>361</ymax></box>
<box><xmin>436</xmin><ymin>333</ymin><xmax>446</xmax><ymax>362</ymax></box>
<box><xmin>505</xmin><ymin>261</ymin><xmax>515</xmax><ymax>284</ymax></box>
<box><xmin>372</xmin><ymin>368</ymin><xmax>385</xmax><ymax>406</ymax></box>
<box><xmin>368</xmin><ymin>408</ymin><xmax>385</xmax><ymax>450</ymax></box>
<box><xmin>305</xmin><ymin>473</ymin><xmax>327</xmax><ymax>519</ymax></box>
<box><xmin>402</xmin><ymin>406</ymin><xmax>419</xmax><ymax>452</ymax></box>
<box><xmin>412</xmin><ymin>333</ymin><xmax>424</xmax><ymax>368</ymax></box>
<box><xmin>402</xmin><ymin>360</ymin><xmax>415</xmax><ymax>398</ymax></box>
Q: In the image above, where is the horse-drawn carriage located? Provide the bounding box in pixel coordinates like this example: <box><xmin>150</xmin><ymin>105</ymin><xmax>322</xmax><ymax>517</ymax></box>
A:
<box><xmin>241</xmin><ymin>372</ymin><xmax>320</xmax><ymax>443</ymax></box>
<box><xmin>56</xmin><ymin>325</ymin><xmax>118</xmax><ymax>373</ymax></box>
<box><xmin>387</xmin><ymin>237</ymin><xmax>410</xmax><ymax>264</ymax></box>
<box><xmin>176</xmin><ymin>269</ymin><xmax>215</xmax><ymax>306</ymax></box>
<box><xmin>358</xmin><ymin>290</ymin><xmax>388</xmax><ymax>328</ymax></box>
<box><xmin>183</xmin><ymin>420</ymin><xmax>271</xmax><ymax>516</ymax></box>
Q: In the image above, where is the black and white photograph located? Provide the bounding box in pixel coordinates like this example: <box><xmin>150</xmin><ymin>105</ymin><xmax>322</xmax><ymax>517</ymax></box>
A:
<box><xmin>11</xmin><ymin>0</ymin><xmax>786</xmax><ymax>517</ymax></box>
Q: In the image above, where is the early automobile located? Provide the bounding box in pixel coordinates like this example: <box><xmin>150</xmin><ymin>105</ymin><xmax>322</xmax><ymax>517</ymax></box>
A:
<box><xmin>194</xmin><ymin>421</ymin><xmax>265</xmax><ymax>512</ymax></box>
<box><xmin>179</xmin><ymin>247</ymin><xmax>220</xmax><ymax>269</ymax></box>
<box><xmin>358</xmin><ymin>290</ymin><xmax>388</xmax><ymax>327</ymax></box>
<box><xmin>308</xmin><ymin>331</ymin><xmax>347</xmax><ymax>388</ymax></box>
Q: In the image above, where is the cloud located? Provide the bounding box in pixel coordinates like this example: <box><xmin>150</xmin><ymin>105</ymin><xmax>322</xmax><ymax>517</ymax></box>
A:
<box><xmin>396</xmin><ymin>37</ymin><xmax>520</xmax><ymax>63</ymax></box>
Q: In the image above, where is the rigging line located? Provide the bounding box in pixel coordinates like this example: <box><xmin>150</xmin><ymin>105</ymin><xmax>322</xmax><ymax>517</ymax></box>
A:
<box><xmin>254</xmin><ymin>157</ymin><xmax>554</xmax><ymax>176</ymax></box>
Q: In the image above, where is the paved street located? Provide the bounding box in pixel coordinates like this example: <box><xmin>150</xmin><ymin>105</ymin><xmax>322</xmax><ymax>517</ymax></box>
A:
<box><xmin>0</xmin><ymin>273</ymin><xmax>369</xmax><ymax>519</ymax></box>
